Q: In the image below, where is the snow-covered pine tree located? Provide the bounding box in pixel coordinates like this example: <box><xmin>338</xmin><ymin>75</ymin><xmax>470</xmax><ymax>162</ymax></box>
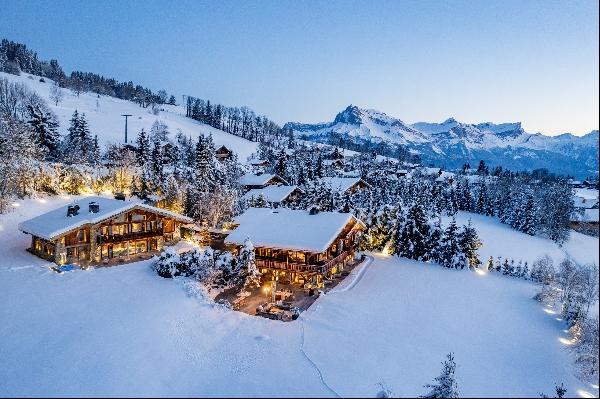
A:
<box><xmin>518</xmin><ymin>191</ymin><xmax>537</xmax><ymax>235</ymax></box>
<box><xmin>485</xmin><ymin>256</ymin><xmax>494</xmax><ymax>272</ymax></box>
<box><xmin>501</xmin><ymin>258</ymin><xmax>513</xmax><ymax>275</ymax></box>
<box><xmin>135</xmin><ymin>129</ymin><xmax>151</xmax><ymax>167</ymax></box>
<box><xmin>521</xmin><ymin>261</ymin><xmax>529</xmax><ymax>279</ymax></box>
<box><xmin>27</xmin><ymin>104</ymin><xmax>59</xmax><ymax>160</ymax></box>
<box><xmin>419</xmin><ymin>353</ymin><xmax>460</xmax><ymax>398</ymax></box>
<box><xmin>236</xmin><ymin>237</ymin><xmax>261</xmax><ymax>292</ymax></box>
<box><xmin>428</xmin><ymin>216</ymin><xmax>443</xmax><ymax>264</ymax></box>
<box><xmin>459</xmin><ymin>220</ymin><xmax>482</xmax><ymax>269</ymax></box>
<box><xmin>439</xmin><ymin>218</ymin><xmax>466</xmax><ymax>269</ymax></box>
<box><xmin>194</xmin><ymin>134</ymin><xmax>218</xmax><ymax>193</ymax></box>
<box><xmin>274</xmin><ymin>149</ymin><xmax>287</xmax><ymax>179</ymax></box>
<box><xmin>395</xmin><ymin>204</ymin><xmax>430</xmax><ymax>261</ymax></box>
<box><xmin>150</xmin><ymin>135</ymin><xmax>164</xmax><ymax>192</ymax></box>
<box><xmin>91</xmin><ymin>135</ymin><xmax>101</xmax><ymax>169</ymax></box>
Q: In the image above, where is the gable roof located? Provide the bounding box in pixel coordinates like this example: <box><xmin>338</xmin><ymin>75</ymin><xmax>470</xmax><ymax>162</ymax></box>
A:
<box><xmin>242</xmin><ymin>185</ymin><xmax>302</xmax><ymax>203</ymax></box>
<box><xmin>319</xmin><ymin>177</ymin><xmax>370</xmax><ymax>192</ymax></box>
<box><xmin>240</xmin><ymin>173</ymin><xmax>288</xmax><ymax>187</ymax></box>
<box><xmin>571</xmin><ymin>209</ymin><xmax>599</xmax><ymax>223</ymax></box>
<box><xmin>574</xmin><ymin>196</ymin><xmax>599</xmax><ymax>209</ymax></box>
<box><xmin>18</xmin><ymin>196</ymin><xmax>193</xmax><ymax>241</ymax></box>
<box><xmin>225</xmin><ymin>207</ymin><xmax>362</xmax><ymax>253</ymax></box>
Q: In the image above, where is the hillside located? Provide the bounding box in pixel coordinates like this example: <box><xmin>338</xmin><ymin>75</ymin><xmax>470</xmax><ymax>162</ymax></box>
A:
<box><xmin>286</xmin><ymin>105</ymin><xmax>599</xmax><ymax>178</ymax></box>
<box><xmin>0</xmin><ymin>195</ymin><xmax>598</xmax><ymax>397</ymax></box>
<box><xmin>0</xmin><ymin>71</ymin><xmax>258</xmax><ymax>162</ymax></box>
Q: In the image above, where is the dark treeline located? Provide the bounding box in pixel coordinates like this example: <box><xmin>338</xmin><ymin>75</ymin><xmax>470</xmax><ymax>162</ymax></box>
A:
<box><xmin>185</xmin><ymin>96</ymin><xmax>286</xmax><ymax>143</ymax></box>
<box><xmin>0</xmin><ymin>39</ymin><xmax>175</xmax><ymax>109</ymax></box>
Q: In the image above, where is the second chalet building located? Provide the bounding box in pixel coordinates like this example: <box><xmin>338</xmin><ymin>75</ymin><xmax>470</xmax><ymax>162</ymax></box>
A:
<box><xmin>19</xmin><ymin>196</ymin><xmax>192</xmax><ymax>266</ymax></box>
<box><xmin>225</xmin><ymin>207</ymin><xmax>365</xmax><ymax>286</ymax></box>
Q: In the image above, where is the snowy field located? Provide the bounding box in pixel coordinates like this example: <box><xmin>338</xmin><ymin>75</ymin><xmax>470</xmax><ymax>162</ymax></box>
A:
<box><xmin>1</xmin><ymin>197</ymin><xmax>599</xmax><ymax>397</ymax></box>
<box><xmin>0</xmin><ymin>71</ymin><xmax>258</xmax><ymax>161</ymax></box>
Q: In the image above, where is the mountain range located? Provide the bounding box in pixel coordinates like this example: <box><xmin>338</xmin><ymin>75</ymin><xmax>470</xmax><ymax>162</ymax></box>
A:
<box><xmin>285</xmin><ymin>105</ymin><xmax>599</xmax><ymax>178</ymax></box>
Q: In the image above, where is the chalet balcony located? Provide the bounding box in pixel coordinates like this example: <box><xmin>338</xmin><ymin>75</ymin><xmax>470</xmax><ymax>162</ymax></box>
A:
<box><xmin>255</xmin><ymin>250</ymin><xmax>353</xmax><ymax>274</ymax></box>
<box><xmin>97</xmin><ymin>229</ymin><xmax>164</xmax><ymax>244</ymax></box>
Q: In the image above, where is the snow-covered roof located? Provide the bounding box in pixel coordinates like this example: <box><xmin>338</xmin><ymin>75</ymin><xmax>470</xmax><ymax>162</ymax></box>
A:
<box><xmin>19</xmin><ymin>196</ymin><xmax>193</xmax><ymax>241</ymax></box>
<box><xmin>571</xmin><ymin>209</ymin><xmax>599</xmax><ymax>223</ymax></box>
<box><xmin>242</xmin><ymin>185</ymin><xmax>302</xmax><ymax>203</ymax></box>
<box><xmin>575</xmin><ymin>188</ymin><xmax>599</xmax><ymax>200</ymax></box>
<box><xmin>319</xmin><ymin>177</ymin><xmax>370</xmax><ymax>192</ymax></box>
<box><xmin>225</xmin><ymin>208</ymin><xmax>362</xmax><ymax>253</ymax></box>
<box><xmin>573</xmin><ymin>196</ymin><xmax>599</xmax><ymax>209</ymax></box>
<box><xmin>240</xmin><ymin>173</ymin><xmax>288</xmax><ymax>187</ymax></box>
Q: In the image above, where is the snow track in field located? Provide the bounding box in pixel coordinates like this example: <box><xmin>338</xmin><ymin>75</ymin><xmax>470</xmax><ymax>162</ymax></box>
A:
<box><xmin>299</xmin><ymin>322</ymin><xmax>341</xmax><ymax>398</ymax></box>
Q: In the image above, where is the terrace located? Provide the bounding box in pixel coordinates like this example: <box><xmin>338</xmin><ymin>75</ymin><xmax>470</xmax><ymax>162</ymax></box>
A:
<box><xmin>215</xmin><ymin>253</ymin><xmax>366</xmax><ymax>321</ymax></box>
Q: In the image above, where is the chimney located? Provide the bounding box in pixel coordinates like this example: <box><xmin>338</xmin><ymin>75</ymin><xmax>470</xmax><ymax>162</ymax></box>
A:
<box><xmin>89</xmin><ymin>202</ymin><xmax>99</xmax><ymax>213</ymax></box>
<box><xmin>67</xmin><ymin>204</ymin><xmax>80</xmax><ymax>217</ymax></box>
<box><xmin>114</xmin><ymin>192</ymin><xmax>126</xmax><ymax>201</ymax></box>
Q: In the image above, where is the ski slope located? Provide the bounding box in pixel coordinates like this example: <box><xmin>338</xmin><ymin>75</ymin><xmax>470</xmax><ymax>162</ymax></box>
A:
<box><xmin>0</xmin><ymin>197</ymin><xmax>598</xmax><ymax>397</ymax></box>
<box><xmin>0</xmin><ymin>71</ymin><xmax>258</xmax><ymax>161</ymax></box>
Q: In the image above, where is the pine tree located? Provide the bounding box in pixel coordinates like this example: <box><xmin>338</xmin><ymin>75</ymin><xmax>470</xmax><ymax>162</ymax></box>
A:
<box><xmin>274</xmin><ymin>149</ymin><xmax>287</xmax><ymax>178</ymax></box>
<box><xmin>439</xmin><ymin>218</ymin><xmax>466</xmax><ymax>269</ymax></box>
<box><xmin>27</xmin><ymin>104</ymin><xmax>59</xmax><ymax>160</ymax></box>
<box><xmin>459</xmin><ymin>220</ymin><xmax>482</xmax><ymax>269</ymax></box>
<box><xmin>521</xmin><ymin>261</ymin><xmax>529</xmax><ymax>279</ymax></box>
<box><xmin>194</xmin><ymin>134</ymin><xmax>217</xmax><ymax>193</ymax></box>
<box><xmin>150</xmin><ymin>136</ymin><xmax>164</xmax><ymax>192</ymax></box>
<box><xmin>236</xmin><ymin>238</ymin><xmax>261</xmax><ymax>291</ymax></box>
<box><xmin>395</xmin><ymin>204</ymin><xmax>430</xmax><ymax>261</ymax></box>
<box><xmin>519</xmin><ymin>192</ymin><xmax>537</xmax><ymax>235</ymax></box>
<box><xmin>501</xmin><ymin>258</ymin><xmax>513</xmax><ymax>275</ymax></box>
<box><xmin>91</xmin><ymin>135</ymin><xmax>101</xmax><ymax>168</ymax></box>
<box><xmin>420</xmin><ymin>353</ymin><xmax>460</xmax><ymax>398</ymax></box>
<box><xmin>485</xmin><ymin>256</ymin><xmax>494</xmax><ymax>271</ymax></box>
<box><xmin>428</xmin><ymin>216</ymin><xmax>443</xmax><ymax>264</ymax></box>
<box><xmin>135</xmin><ymin>129</ymin><xmax>151</xmax><ymax>167</ymax></box>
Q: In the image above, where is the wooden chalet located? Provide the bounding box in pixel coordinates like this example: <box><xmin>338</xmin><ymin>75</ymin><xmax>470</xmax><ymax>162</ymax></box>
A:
<box><xmin>224</xmin><ymin>208</ymin><xmax>364</xmax><ymax>287</ymax></box>
<box><xmin>19</xmin><ymin>196</ymin><xmax>193</xmax><ymax>266</ymax></box>
<box><xmin>215</xmin><ymin>145</ymin><xmax>233</xmax><ymax>162</ymax></box>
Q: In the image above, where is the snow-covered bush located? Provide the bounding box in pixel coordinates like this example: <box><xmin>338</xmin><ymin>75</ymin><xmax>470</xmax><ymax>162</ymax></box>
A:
<box><xmin>571</xmin><ymin>316</ymin><xmax>599</xmax><ymax>379</ymax></box>
<box><xmin>530</xmin><ymin>255</ymin><xmax>555</xmax><ymax>284</ymax></box>
<box><xmin>153</xmin><ymin>248</ymin><xmax>181</xmax><ymax>278</ymax></box>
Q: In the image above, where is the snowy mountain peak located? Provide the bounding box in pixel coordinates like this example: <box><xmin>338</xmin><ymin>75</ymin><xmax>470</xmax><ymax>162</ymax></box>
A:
<box><xmin>286</xmin><ymin>106</ymin><xmax>599</xmax><ymax>178</ymax></box>
<box><xmin>333</xmin><ymin>105</ymin><xmax>363</xmax><ymax>125</ymax></box>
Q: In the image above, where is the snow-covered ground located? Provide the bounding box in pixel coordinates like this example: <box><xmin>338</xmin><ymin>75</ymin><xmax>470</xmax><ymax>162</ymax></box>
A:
<box><xmin>450</xmin><ymin>212</ymin><xmax>599</xmax><ymax>267</ymax></box>
<box><xmin>0</xmin><ymin>71</ymin><xmax>258</xmax><ymax>161</ymax></box>
<box><xmin>1</xmin><ymin>198</ymin><xmax>598</xmax><ymax>397</ymax></box>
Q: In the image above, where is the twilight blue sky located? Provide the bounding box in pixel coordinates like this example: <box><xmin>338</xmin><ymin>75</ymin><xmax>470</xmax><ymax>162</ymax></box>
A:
<box><xmin>1</xmin><ymin>0</ymin><xmax>598</xmax><ymax>135</ymax></box>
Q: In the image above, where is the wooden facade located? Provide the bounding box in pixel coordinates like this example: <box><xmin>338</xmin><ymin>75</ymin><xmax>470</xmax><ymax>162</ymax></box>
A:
<box><xmin>215</xmin><ymin>145</ymin><xmax>233</xmax><ymax>162</ymax></box>
<box><xmin>27</xmin><ymin>208</ymin><xmax>186</xmax><ymax>266</ymax></box>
